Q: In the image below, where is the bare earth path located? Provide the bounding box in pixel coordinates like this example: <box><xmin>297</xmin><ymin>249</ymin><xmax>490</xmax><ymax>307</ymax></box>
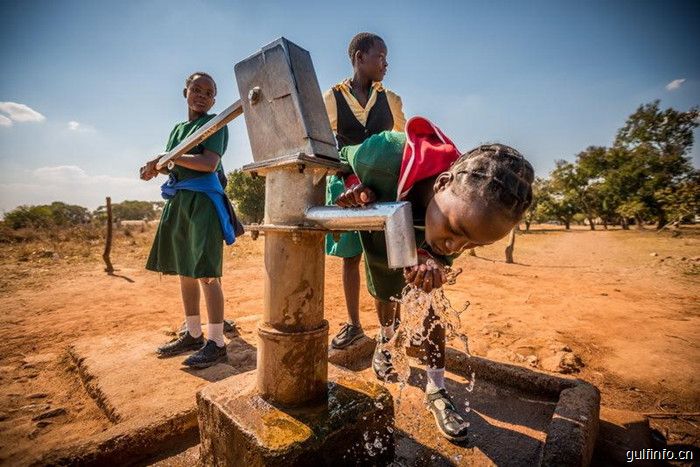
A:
<box><xmin>0</xmin><ymin>226</ymin><xmax>697</xmax><ymax>464</ymax></box>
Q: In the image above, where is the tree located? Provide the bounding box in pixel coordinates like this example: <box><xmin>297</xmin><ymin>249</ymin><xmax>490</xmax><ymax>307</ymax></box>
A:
<box><xmin>226</xmin><ymin>170</ymin><xmax>265</xmax><ymax>224</ymax></box>
<box><xmin>613</xmin><ymin>101</ymin><xmax>698</xmax><ymax>228</ymax></box>
<box><xmin>616</xmin><ymin>199</ymin><xmax>649</xmax><ymax>230</ymax></box>
<box><xmin>523</xmin><ymin>177</ymin><xmax>546</xmax><ymax>231</ymax></box>
<box><xmin>48</xmin><ymin>202</ymin><xmax>91</xmax><ymax>226</ymax></box>
<box><xmin>3</xmin><ymin>205</ymin><xmax>54</xmax><ymax>229</ymax></box>
<box><xmin>655</xmin><ymin>170</ymin><xmax>700</xmax><ymax>226</ymax></box>
<box><xmin>537</xmin><ymin>178</ymin><xmax>578</xmax><ymax>230</ymax></box>
<box><xmin>548</xmin><ymin>157</ymin><xmax>604</xmax><ymax>230</ymax></box>
<box><xmin>94</xmin><ymin>200</ymin><xmax>160</xmax><ymax>221</ymax></box>
<box><xmin>3</xmin><ymin>202</ymin><xmax>90</xmax><ymax>229</ymax></box>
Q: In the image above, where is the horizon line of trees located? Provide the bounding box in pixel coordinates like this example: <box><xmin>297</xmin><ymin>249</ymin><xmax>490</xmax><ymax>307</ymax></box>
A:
<box><xmin>524</xmin><ymin>100</ymin><xmax>699</xmax><ymax>231</ymax></box>
<box><xmin>1</xmin><ymin>200</ymin><xmax>165</xmax><ymax>231</ymax></box>
<box><xmin>1</xmin><ymin>100</ymin><xmax>698</xmax><ymax>235</ymax></box>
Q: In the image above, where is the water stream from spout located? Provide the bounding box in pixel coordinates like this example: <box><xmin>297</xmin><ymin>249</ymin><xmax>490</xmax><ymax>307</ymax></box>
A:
<box><xmin>373</xmin><ymin>267</ymin><xmax>475</xmax><ymax>448</ymax></box>
<box><xmin>357</xmin><ymin>268</ymin><xmax>475</xmax><ymax>460</ymax></box>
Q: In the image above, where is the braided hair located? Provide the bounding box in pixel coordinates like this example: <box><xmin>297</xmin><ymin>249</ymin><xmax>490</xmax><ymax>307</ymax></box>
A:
<box><xmin>449</xmin><ymin>144</ymin><xmax>534</xmax><ymax>222</ymax></box>
<box><xmin>348</xmin><ymin>32</ymin><xmax>384</xmax><ymax>64</ymax></box>
<box><xmin>185</xmin><ymin>71</ymin><xmax>217</xmax><ymax>95</ymax></box>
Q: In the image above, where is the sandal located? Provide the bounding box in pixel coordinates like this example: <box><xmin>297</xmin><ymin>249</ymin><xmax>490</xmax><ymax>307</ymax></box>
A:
<box><xmin>425</xmin><ymin>388</ymin><xmax>469</xmax><ymax>441</ymax></box>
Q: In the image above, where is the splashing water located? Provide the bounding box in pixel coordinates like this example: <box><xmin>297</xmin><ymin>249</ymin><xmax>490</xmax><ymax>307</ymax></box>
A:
<box><xmin>383</xmin><ymin>267</ymin><xmax>476</xmax><ymax>398</ymax></box>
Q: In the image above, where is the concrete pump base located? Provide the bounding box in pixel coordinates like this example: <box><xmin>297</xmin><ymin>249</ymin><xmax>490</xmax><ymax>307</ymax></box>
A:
<box><xmin>197</xmin><ymin>365</ymin><xmax>394</xmax><ymax>466</ymax></box>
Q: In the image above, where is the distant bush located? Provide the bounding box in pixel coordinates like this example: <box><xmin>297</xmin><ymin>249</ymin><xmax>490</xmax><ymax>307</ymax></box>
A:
<box><xmin>3</xmin><ymin>202</ymin><xmax>91</xmax><ymax>229</ymax></box>
<box><xmin>94</xmin><ymin>200</ymin><xmax>163</xmax><ymax>222</ymax></box>
<box><xmin>226</xmin><ymin>170</ymin><xmax>265</xmax><ymax>224</ymax></box>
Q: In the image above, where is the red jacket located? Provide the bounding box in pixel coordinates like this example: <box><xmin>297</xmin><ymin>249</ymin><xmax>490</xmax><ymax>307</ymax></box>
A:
<box><xmin>344</xmin><ymin>116</ymin><xmax>461</xmax><ymax>200</ymax></box>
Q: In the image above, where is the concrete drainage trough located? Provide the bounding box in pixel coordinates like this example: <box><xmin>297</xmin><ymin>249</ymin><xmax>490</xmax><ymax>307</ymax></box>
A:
<box><xmin>42</xmin><ymin>326</ymin><xmax>599</xmax><ymax>466</ymax></box>
<box><xmin>329</xmin><ymin>337</ymin><xmax>600</xmax><ymax>466</ymax></box>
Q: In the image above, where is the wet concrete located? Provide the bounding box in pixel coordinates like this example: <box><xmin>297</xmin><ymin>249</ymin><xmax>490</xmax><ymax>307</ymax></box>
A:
<box><xmin>364</xmin><ymin>366</ymin><xmax>557</xmax><ymax>466</ymax></box>
<box><xmin>198</xmin><ymin>366</ymin><xmax>394</xmax><ymax>466</ymax></box>
<box><xmin>51</xmin><ymin>319</ymin><xmax>599</xmax><ymax>466</ymax></box>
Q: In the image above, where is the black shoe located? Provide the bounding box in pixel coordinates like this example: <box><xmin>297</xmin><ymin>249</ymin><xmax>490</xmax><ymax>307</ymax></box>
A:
<box><xmin>156</xmin><ymin>332</ymin><xmax>204</xmax><ymax>358</ymax></box>
<box><xmin>223</xmin><ymin>319</ymin><xmax>237</xmax><ymax>334</ymax></box>
<box><xmin>426</xmin><ymin>389</ymin><xmax>469</xmax><ymax>442</ymax></box>
<box><xmin>372</xmin><ymin>335</ymin><xmax>397</xmax><ymax>382</ymax></box>
<box><xmin>182</xmin><ymin>340</ymin><xmax>227</xmax><ymax>369</ymax></box>
<box><xmin>331</xmin><ymin>323</ymin><xmax>365</xmax><ymax>349</ymax></box>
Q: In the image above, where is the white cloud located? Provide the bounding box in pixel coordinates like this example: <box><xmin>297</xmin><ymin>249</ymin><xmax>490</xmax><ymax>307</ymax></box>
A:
<box><xmin>67</xmin><ymin>120</ymin><xmax>96</xmax><ymax>132</ymax></box>
<box><xmin>0</xmin><ymin>165</ymin><xmax>162</xmax><ymax>212</ymax></box>
<box><xmin>0</xmin><ymin>115</ymin><xmax>12</xmax><ymax>127</ymax></box>
<box><xmin>33</xmin><ymin>165</ymin><xmax>92</xmax><ymax>182</ymax></box>
<box><xmin>665</xmin><ymin>79</ymin><xmax>686</xmax><ymax>91</ymax></box>
<box><xmin>0</xmin><ymin>102</ymin><xmax>46</xmax><ymax>123</ymax></box>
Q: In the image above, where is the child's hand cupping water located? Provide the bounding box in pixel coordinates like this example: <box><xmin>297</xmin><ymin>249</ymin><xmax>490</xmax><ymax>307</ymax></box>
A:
<box><xmin>403</xmin><ymin>253</ymin><xmax>447</xmax><ymax>293</ymax></box>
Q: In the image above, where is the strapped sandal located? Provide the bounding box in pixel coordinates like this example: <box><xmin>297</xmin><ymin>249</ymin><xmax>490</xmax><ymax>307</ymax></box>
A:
<box><xmin>372</xmin><ymin>335</ymin><xmax>398</xmax><ymax>382</ymax></box>
<box><xmin>425</xmin><ymin>388</ymin><xmax>469</xmax><ymax>441</ymax></box>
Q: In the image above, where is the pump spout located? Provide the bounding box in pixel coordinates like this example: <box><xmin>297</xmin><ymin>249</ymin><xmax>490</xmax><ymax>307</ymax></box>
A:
<box><xmin>304</xmin><ymin>202</ymin><xmax>418</xmax><ymax>269</ymax></box>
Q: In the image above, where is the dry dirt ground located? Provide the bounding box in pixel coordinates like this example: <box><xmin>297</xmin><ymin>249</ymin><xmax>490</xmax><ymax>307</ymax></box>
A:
<box><xmin>0</xmin><ymin>224</ymin><xmax>698</xmax><ymax>465</ymax></box>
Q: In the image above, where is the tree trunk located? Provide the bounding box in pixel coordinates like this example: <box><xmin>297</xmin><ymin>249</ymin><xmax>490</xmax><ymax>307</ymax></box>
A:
<box><xmin>103</xmin><ymin>197</ymin><xmax>114</xmax><ymax>274</ymax></box>
<box><xmin>525</xmin><ymin>221</ymin><xmax>531</xmax><ymax>232</ymax></box>
<box><xmin>656</xmin><ymin>211</ymin><xmax>667</xmax><ymax>230</ymax></box>
<box><xmin>564</xmin><ymin>219</ymin><xmax>571</xmax><ymax>230</ymax></box>
<box><xmin>588</xmin><ymin>216</ymin><xmax>595</xmax><ymax>230</ymax></box>
<box><xmin>504</xmin><ymin>228</ymin><xmax>516</xmax><ymax>264</ymax></box>
<box><xmin>621</xmin><ymin>217</ymin><xmax>629</xmax><ymax>230</ymax></box>
<box><xmin>635</xmin><ymin>214</ymin><xmax>644</xmax><ymax>230</ymax></box>
<box><xmin>602</xmin><ymin>219</ymin><xmax>608</xmax><ymax>230</ymax></box>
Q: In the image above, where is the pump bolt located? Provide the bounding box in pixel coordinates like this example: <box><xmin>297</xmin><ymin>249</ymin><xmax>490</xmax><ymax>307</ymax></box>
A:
<box><xmin>248</xmin><ymin>86</ymin><xmax>261</xmax><ymax>105</ymax></box>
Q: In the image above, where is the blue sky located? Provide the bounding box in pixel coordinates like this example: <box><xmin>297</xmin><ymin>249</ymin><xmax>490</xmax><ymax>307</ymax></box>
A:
<box><xmin>1</xmin><ymin>0</ymin><xmax>698</xmax><ymax>212</ymax></box>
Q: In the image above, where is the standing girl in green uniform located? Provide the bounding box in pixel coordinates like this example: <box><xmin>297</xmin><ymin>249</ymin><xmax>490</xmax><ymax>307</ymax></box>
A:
<box><xmin>323</xmin><ymin>32</ymin><xmax>406</xmax><ymax>349</ymax></box>
<box><xmin>140</xmin><ymin>72</ymin><xmax>234</xmax><ymax>369</ymax></box>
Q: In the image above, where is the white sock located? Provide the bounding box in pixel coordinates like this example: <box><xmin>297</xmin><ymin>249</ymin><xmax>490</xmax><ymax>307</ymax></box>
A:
<box><xmin>426</xmin><ymin>367</ymin><xmax>446</xmax><ymax>394</ymax></box>
<box><xmin>207</xmin><ymin>322</ymin><xmax>225</xmax><ymax>347</ymax></box>
<box><xmin>380</xmin><ymin>324</ymin><xmax>395</xmax><ymax>341</ymax></box>
<box><xmin>186</xmin><ymin>315</ymin><xmax>202</xmax><ymax>338</ymax></box>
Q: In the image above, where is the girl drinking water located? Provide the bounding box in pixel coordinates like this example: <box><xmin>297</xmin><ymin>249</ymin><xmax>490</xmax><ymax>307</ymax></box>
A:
<box><xmin>334</xmin><ymin>118</ymin><xmax>534</xmax><ymax>441</ymax></box>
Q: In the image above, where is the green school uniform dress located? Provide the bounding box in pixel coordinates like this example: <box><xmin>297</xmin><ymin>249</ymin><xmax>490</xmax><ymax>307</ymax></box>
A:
<box><xmin>146</xmin><ymin>114</ymin><xmax>228</xmax><ymax>278</ymax></box>
<box><xmin>340</xmin><ymin>131</ymin><xmax>454</xmax><ymax>302</ymax></box>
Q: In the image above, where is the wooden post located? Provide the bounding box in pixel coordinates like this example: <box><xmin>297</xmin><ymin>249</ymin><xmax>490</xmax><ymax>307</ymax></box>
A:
<box><xmin>103</xmin><ymin>196</ymin><xmax>114</xmax><ymax>274</ymax></box>
<box><xmin>505</xmin><ymin>227</ymin><xmax>516</xmax><ymax>264</ymax></box>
